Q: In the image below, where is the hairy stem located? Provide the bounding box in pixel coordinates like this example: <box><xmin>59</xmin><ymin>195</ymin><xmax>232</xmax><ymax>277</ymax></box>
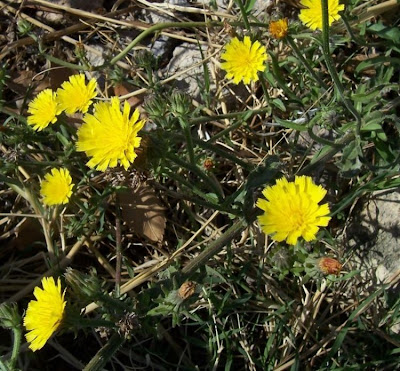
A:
<box><xmin>320</xmin><ymin>0</ymin><xmax>362</xmax><ymax>133</ymax></box>
<box><xmin>83</xmin><ymin>333</ymin><xmax>125</xmax><ymax>371</ymax></box>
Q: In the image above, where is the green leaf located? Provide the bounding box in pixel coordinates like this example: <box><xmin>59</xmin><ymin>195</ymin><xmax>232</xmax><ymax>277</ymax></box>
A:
<box><xmin>355</xmin><ymin>56</ymin><xmax>400</xmax><ymax>74</ymax></box>
<box><xmin>337</xmin><ymin>138</ymin><xmax>363</xmax><ymax>178</ymax></box>
<box><xmin>272</xmin><ymin>98</ymin><xmax>286</xmax><ymax>112</ymax></box>
<box><xmin>361</xmin><ymin>122</ymin><xmax>382</xmax><ymax>132</ymax></box>
<box><xmin>244</xmin><ymin>0</ymin><xmax>257</xmax><ymax>12</ymax></box>
<box><xmin>367</xmin><ymin>22</ymin><xmax>400</xmax><ymax>44</ymax></box>
<box><xmin>352</xmin><ymin>84</ymin><xmax>399</xmax><ymax>103</ymax></box>
<box><xmin>274</xmin><ymin>117</ymin><xmax>308</xmax><ymax>131</ymax></box>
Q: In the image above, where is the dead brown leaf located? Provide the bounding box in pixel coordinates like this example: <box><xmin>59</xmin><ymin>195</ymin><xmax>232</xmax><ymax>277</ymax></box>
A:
<box><xmin>113</xmin><ymin>82</ymin><xmax>143</xmax><ymax>108</ymax></box>
<box><xmin>7</xmin><ymin>217</ymin><xmax>44</xmax><ymax>250</ymax></box>
<box><xmin>118</xmin><ymin>182</ymin><xmax>166</xmax><ymax>243</ymax></box>
<box><xmin>7</xmin><ymin>70</ymin><xmax>50</xmax><ymax>96</ymax></box>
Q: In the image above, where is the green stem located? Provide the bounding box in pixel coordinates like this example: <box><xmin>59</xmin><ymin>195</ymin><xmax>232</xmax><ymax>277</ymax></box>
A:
<box><xmin>0</xmin><ymin>358</ymin><xmax>8</xmax><ymax>371</ymax></box>
<box><xmin>181</xmin><ymin>118</ymin><xmax>195</xmax><ymax>165</ymax></box>
<box><xmin>8</xmin><ymin>183</ymin><xmax>55</xmax><ymax>259</ymax></box>
<box><xmin>307</xmin><ymin>126</ymin><xmax>342</xmax><ymax>148</ymax></box>
<box><xmin>163</xmin><ymin>168</ymin><xmax>214</xmax><ymax>200</ymax></box>
<box><xmin>42</xmin><ymin>53</ymin><xmax>89</xmax><ymax>71</ymax></box>
<box><xmin>152</xmin><ymin>178</ymin><xmax>239</xmax><ymax>214</ymax></box>
<box><xmin>286</xmin><ymin>36</ymin><xmax>328</xmax><ymax>90</ymax></box>
<box><xmin>320</xmin><ymin>0</ymin><xmax>362</xmax><ymax>134</ymax></box>
<box><xmin>298</xmin><ymin>130</ymin><xmax>355</xmax><ymax>175</ymax></box>
<box><xmin>259</xmin><ymin>73</ymin><xmax>272</xmax><ymax>105</ymax></box>
<box><xmin>83</xmin><ymin>333</ymin><xmax>125</xmax><ymax>371</ymax></box>
<box><xmin>115</xmin><ymin>199</ymin><xmax>122</xmax><ymax>297</ymax></box>
<box><xmin>166</xmin><ymin>152</ymin><xmax>223</xmax><ymax>198</ymax></box>
<box><xmin>182</xmin><ymin>218</ymin><xmax>248</xmax><ymax>275</ymax></box>
<box><xmin>192</xmin><ymin>137</ymin><xmax>253</xmax><ymax>171</ymax></box>
<box><xmin>207</xmin><ymin>119</ymin><xmax>244</xmax><ymax>143</ymax></box>
<box><xmin>234</xmin><ymin>0</ymin><xmax>251</xmax><ymax>31</ymax></box>
<box><xmin>161</xmin><ymin>170</ymin><xmax>238</xmax><ymax>213</ymax></box>
<box><xmin>268</xmin><ymin>51</ymin><xmax>303</xmax><ymax>104</ymax></box>
<box><xmin>110</xmin><ymin>21</ymin><xmax>220</xmax><ymax>65</ymax></box>
<box><xmin>190</xmin><ymin>108</ymin><xmax>270</xmax><ymax>125</ymax></box>
<box><xmin>10</xmin><ymin>326</ymin><xmax>22</xmax><ymax>370</ymax></box>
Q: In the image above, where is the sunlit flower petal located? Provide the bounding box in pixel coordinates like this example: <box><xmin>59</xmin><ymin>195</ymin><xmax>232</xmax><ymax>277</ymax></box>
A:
<box><xmin>221</xmin><ymin>36</ymin><xmax>267</xmax><ymax>84</ymax></box>
<box><xmin>40</xmin><ymin>168</ymin><xmax>74</xmax><ymax>206</ymax></box>
<box><xmin>57</xmin><ymin>74</ymin><xmax>97</xmax><ymax>114</ymax></box>
<box><xmin>27</xmin><ymin>89</ymin><xmax>62</xmax><ymax>131</ymax></box>
<box><xmin>24</xmin><ymin>277</ymin><xmax>66</xmax><ymax>351</ymax></box>
<box><xmin>76</xmin><ymin>97</ymin><xmax>145</xmax><ymax>172</ymax></box>
<box><xmin>299</xmin><ymin>0</ymin><xmax>344</xmax><ymax>31</ymax></box>
<box><xmin>256</xmin><ymin>176</ymin><xmax>331</xmax><ymax>245</ymax></box>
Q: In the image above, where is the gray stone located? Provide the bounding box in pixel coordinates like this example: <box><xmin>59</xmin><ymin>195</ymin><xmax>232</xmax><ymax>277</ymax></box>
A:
<box><xmin>342</xmin><ymin>189</ymin><xmax>400</xmax><ymax>285</ymax></box>
<box><xmin>164</xmin><ymin>43</ymin><xmax>206</xmax><ymax>100</ymax></box>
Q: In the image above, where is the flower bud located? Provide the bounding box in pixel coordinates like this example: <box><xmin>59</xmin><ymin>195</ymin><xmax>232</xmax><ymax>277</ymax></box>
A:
<box><xmin>203</xmin><ymin>158</ymin><xmax>214</xmax><ymax>171</ymax></box>
<box><xmin>269</xmin><ymin>19</ymin><xmax>289</xmax><ymax>40</ymax></box>
<box><xmin>0</xmin><ymin>303</ymin><xmax>21</xmax><ymax>330</ymax></box>
<box><xmin>178</xmin><ymin>281</ymin><xmax>196</xmax><ymax>300</ymax></box>
<box><xmin>169</xmin><ymin>92</ymin><xmax>191</xmax><ymax>118</ymax></box>
<box><xmin>144</xmin><ymin>96</ymin><xmax>168</xmax><ymax>119</ymax></box>
<box><xmin>17</xmin><ymin>20</ymin><xmax>33</xmax><ymax>36</ymax></box>
<box><xmin>318</xmin><ymin>257</ymin><xmax>342</xmax><ymax>275</ymax></box>
<box><xmin>64</xmin><ymin>267</ymin><xmax>102</xmax><ymax>301</ymax></box>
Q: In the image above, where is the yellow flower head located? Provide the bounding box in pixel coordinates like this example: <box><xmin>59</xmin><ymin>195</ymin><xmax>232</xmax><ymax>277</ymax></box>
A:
<box><xmin>24</xmin><ymin>277</ymin><xmax>66</xmax><ymax>352</ymax></box>
<box><xmin>299</xmin><ymin>0</ymin><xmax>344</xmax><ymax>31</ymax></box>
<box><xmin>27</xmin><ymin>89</ymin><xmax>62</xmax><ymax>131</ymax></box>
<box><xmin>76</xmin><ymin>97</ymin><xmax>145</xmax><ymax>172</ymax></box>
<box><xmin>57</xmin><ymin>74</ymin><xmax>97</xmax><ymax>114</ymax></box>
<box><xmin>40</xmin><ymin>168</ymin><xmax>74</xmax><ymax>206</ymax></box>
<box><xmin>256</xmin><ymin>176</ymin><xmax>331</xmax><ymax>245</ymax></box>
<box><xmin>221</xmin><ymin>36</ymin><xmax>267</xmax><ymax>84</ymax></box>
<box><xmin>269</xmin><ymin>18</ymin><xmax>289</xmax><ymax>40</ymax></box>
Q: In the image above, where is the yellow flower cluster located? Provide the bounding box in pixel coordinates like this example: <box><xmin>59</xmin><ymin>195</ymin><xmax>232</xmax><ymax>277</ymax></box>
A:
<box><xmin>27</xmin><ymin>74</ymin><xmax>97</xmax><ymax>131</ymax></box>
<box><xmin>27</xmin><ymin>74</ymin><xmax>147</xmax><ymax>206</ymax></box>
<box><xmin>220</xmin><ymin>0</ymin><xmax>344</xmax><ymax>83</ymax></box>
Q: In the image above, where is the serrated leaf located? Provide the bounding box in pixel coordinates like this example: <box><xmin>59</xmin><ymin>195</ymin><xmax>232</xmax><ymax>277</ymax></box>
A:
<box><xmin>337</xmin><ymin>140</ymin><xmax>363</xmax><ymax>178</ymax></box>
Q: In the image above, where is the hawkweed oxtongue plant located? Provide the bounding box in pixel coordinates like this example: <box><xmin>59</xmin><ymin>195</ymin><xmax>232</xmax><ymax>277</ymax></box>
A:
<box><xmin>2</xmin><ymin>0</ymin><xmax>400</xmax><ymax>368</ymax></box>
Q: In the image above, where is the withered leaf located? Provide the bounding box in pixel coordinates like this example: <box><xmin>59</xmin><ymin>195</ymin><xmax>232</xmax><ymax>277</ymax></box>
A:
<box><xmin>7</xmin><ymin>70</ymin><xmax>50</xmax><ymax>96</ymax></box>
<box><xmin>118</xmin><ymin>182</ymin><xmax>166</xmax><ymax>243</ymax></box>
<box><xmin>113</xmin><ymin>83</ymin><xmax>143</xmax><ymax>108</ymax></box>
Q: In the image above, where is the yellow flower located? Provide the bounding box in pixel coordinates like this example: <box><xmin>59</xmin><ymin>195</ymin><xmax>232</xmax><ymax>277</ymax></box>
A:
<box><xmin>76</xmin><ymin>97</ymin><xmax>145</xmax><ymax>172</ymax></box>
<box><xmin>256</xmin><ymin>176</ymin><xmax>331</xmax><ymax>245</ymax></box>
<box><xmin>221</xmin><ymin>36</ymin><xmax>267</xmax><ymax>84</ymax></box>
<box><xmin>27</xmin><ymin>89</ymin><xmax>62</xmax><ymax>131</ymax></box>
<box><xmin>299</xmin><ymin>0</ymin><xmax>344</xmax><ymax>31</ymax></box>
<box><xmin>40</xmin><ymin>168</ymin><xmax>74</xmax><ymax>206</ymax></box>
<box><xmin>57</xmin><ymin>74</ymin><xmax>97</xmax><ymax>114</ymax></box>
<box><xmin>24</xmin><ymin>277</ymin><xmax>66</xmax><ymax>352</ymax></box>
<box><xmin>269</xmin><ymin>18</ymin><xmax>289</xmax><ymax>39</ymax></box>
